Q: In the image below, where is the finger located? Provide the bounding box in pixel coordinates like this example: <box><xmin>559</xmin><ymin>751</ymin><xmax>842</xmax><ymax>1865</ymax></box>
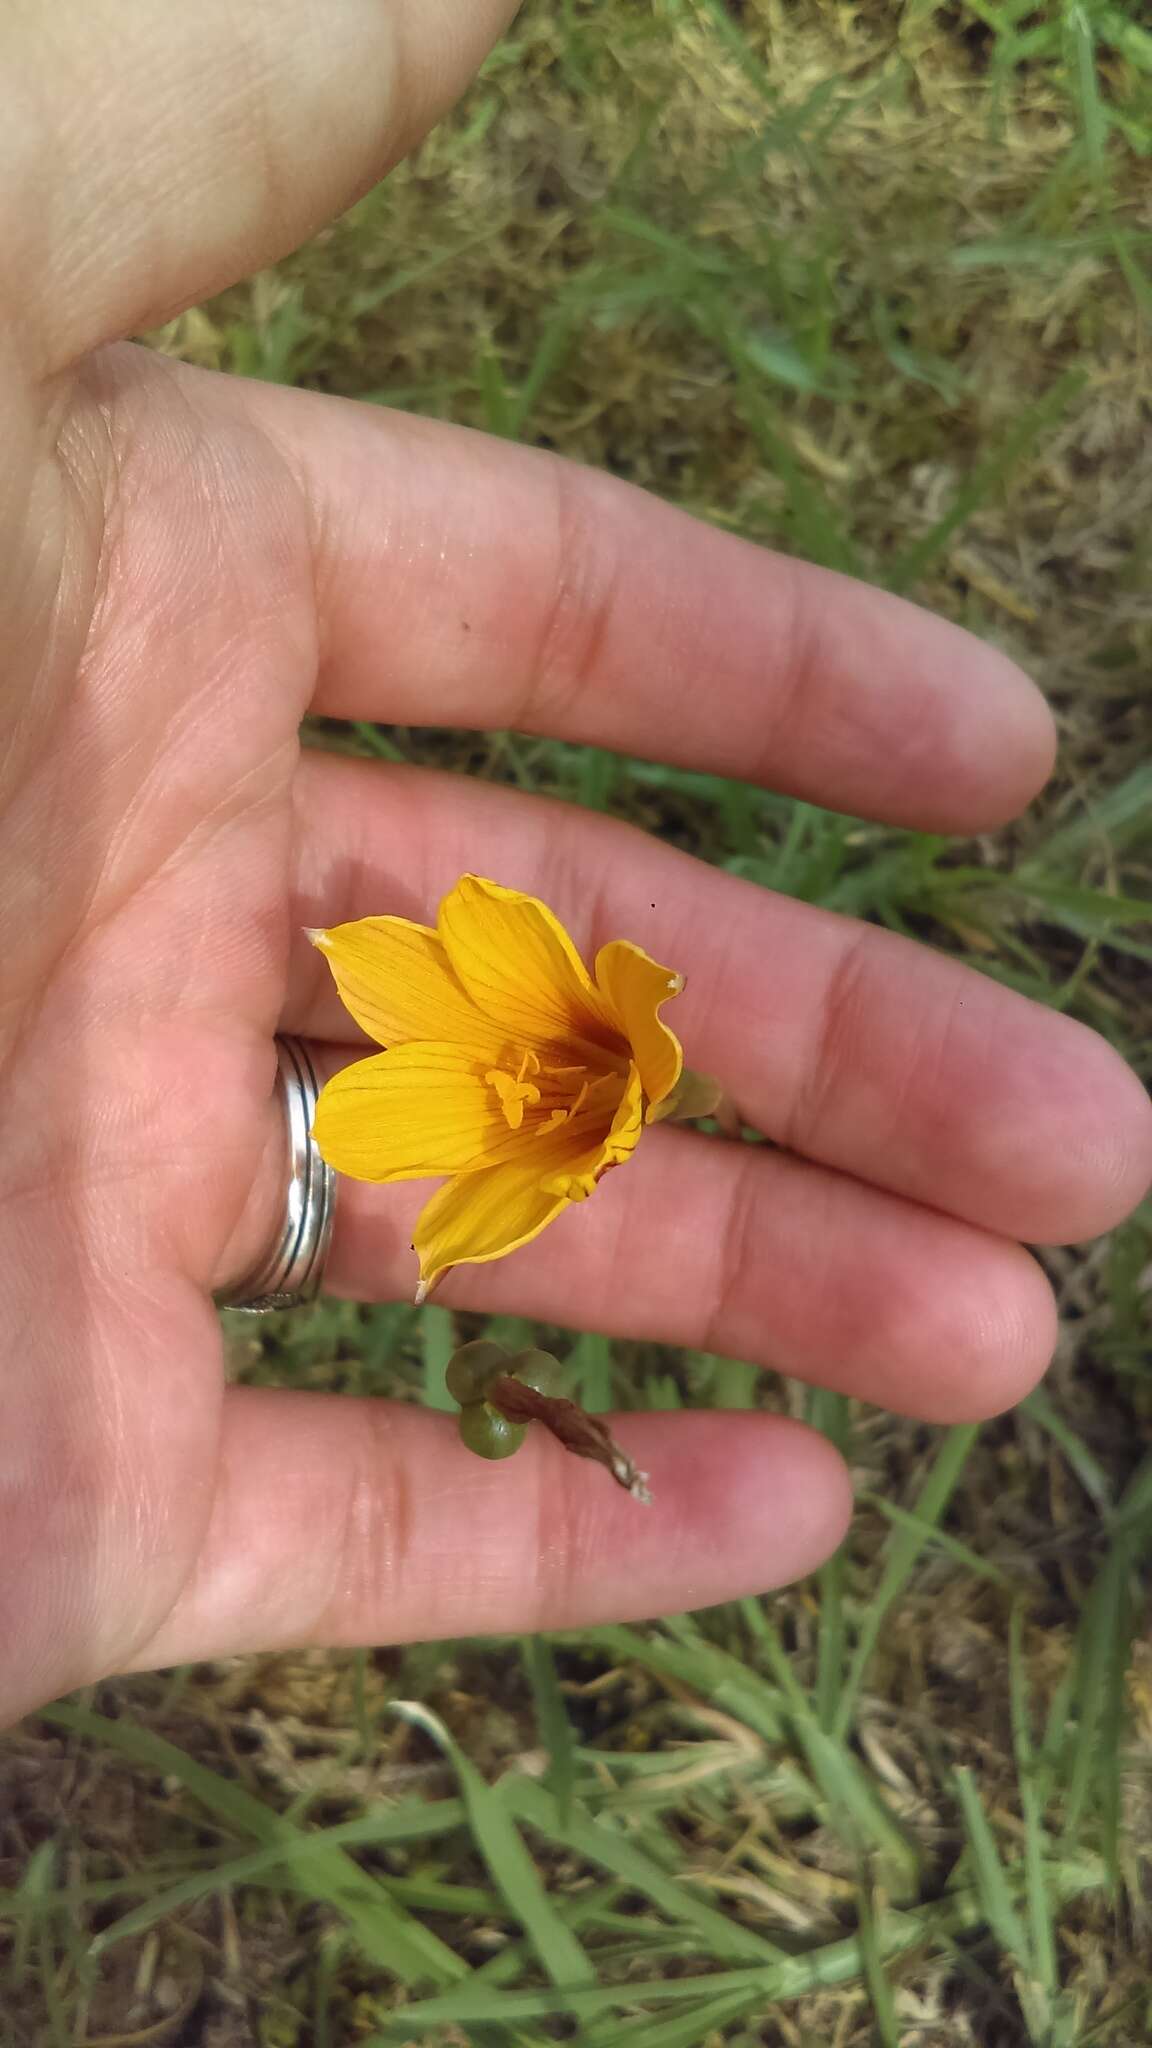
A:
<box><xmin>285</xmin><ymin>755</ymin><xmax>1152</xmax><ymax>1245</ymax></box>
<box><xmin>219</xmin><ymin>374</ymin><xmax>1056</xmax><ymax>831</ymax></box>
<box><xmin>127</xmin><ymin>1393</ymin><xmax>852</xmax><ymax>1669</ymax></box>
<box><xmin>318</xmin><ymin>1120</ymin><xmax>1058</xmax><ymax>1425</ymax></box>
<box><xmin>6</xmin><ymin>0</ymin><xmax>519</xmax><ymax>373</ymax></box>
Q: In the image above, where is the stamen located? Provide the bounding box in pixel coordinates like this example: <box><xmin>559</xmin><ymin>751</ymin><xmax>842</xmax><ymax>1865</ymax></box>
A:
<box><xmin>486</xmin><ymin>1063</ymin><xmax>541</xmax><ymax>1131</ymax></box>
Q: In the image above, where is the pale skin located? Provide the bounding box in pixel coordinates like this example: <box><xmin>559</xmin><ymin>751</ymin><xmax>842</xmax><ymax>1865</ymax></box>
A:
<box><xmin>1</xmin><ymin>2</ymin><xmax>1149</xmax><ymax>1731</ymax></box>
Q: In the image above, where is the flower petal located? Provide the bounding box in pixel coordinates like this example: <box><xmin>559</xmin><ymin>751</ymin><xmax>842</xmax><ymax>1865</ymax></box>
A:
<box><xmin>437</xmin><ymin>876</ymin><xmax>619</xmax><ymax>1053</ymax></box>
<box><xmin>312</xmin><ymin>1043</ymin><xmax>518</xmax><ymax>1182</ymax></box>
<box><xmin>593</xmin><ymin>939</ymin><xmax>684</xmax><ymax>1113</ymax></box>
<box><xmin>414</xmin><ymin>1063</ymin><xmax>645</xmax><ymax>1292</ymax></box>
<box><xmin>413</xmin><ymin>1165</ymin><xmax>570</xmax><ymax>1297</ymax></box>
<box><xmin>311</xmin><ymin>917</ymin><xmax>513</xmax><ymax>1058</ymax></box>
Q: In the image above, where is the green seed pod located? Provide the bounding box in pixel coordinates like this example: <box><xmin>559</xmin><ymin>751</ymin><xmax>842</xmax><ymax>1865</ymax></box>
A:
<box><xmin>508</xmin><ymin>1347</ymin><xmax>563</xmax><ymax>1395</ymax></box>
<box><xmin>457</xmin><ymin>1401</ymin><xmax>527</xmax><ymax>1461</ymax></box>
<box><xmin>446</xmin><ymin>1340</ymin><xmax>511</xmax><ymax>1407</ymax></box>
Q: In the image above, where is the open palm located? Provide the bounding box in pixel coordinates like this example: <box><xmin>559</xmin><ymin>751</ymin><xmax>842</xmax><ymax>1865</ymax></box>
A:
<box><xmin>3</xmin><ymin>1</ymin><xmax>1149</xmax><ymax>1728</ymax></box>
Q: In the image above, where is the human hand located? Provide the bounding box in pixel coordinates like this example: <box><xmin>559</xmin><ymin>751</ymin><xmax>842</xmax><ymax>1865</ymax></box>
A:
<box><xmin>3</xmin><ymin>1</ymin><xmax>1149</xmax><ymax>1729</ymax></box>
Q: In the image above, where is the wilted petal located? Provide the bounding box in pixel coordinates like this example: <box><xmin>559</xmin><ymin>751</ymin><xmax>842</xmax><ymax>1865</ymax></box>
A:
<box><xmin>310</xmin><ymin>917</ymin><xmax>510</xmax><ymax>1058</ymax></box>
<box><xmin>438</xmin><ymin>876</ymin><xmax>618</xmax><ymax>1053</ymax></box>
<box><xmin>313</xmin><ymin>1043</ymin><xmax>517</xmax><ymax>1182</ymax></box>
<box><xmin>594</xmin><ymin>939</ymin><xmax>684</xmax><ymax>1114</ymax></box>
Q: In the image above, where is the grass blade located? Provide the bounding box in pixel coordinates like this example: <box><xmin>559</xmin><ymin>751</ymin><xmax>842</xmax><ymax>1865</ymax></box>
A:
<box><xmin>584</xmin><ymin>1989</ymin><xmax>761</xmax><ymax>2047</ymax></box>
<box><xmin>419</xmin><ymin>1303</ymin><xmax>457</xmax><ymax>1410</ymax></box>
<box><xmin>558</xmin><ymin>1622</ymin><xmax>784</xmax><ymax>1741</ymax></box>
<box><xmin>520</xmin><ymin>1636</ymin><xmax>578</xmax><ymax>1823</ymax></box>
<box><xmin>953</xmin><ymin>1767</ymin><xmax>1031</xmax><ymax>1964</ymax></box>
<box><xmin>808</xmin><ymin>1390</ymin><xmax>852</xmax><ymax>1730</ymax></box>
<box><xmin>88</xmin><ymin>1816</ymin><xmax>488</xmax><ymax>1958</ymax></box>
<box><xmin>859</xmin><ymin>1491</ymin><xmax>1011</xmax><ymax>1586</ymax></box>
<box><xmin>742</xmin><ymin>1607</ymin><xmax>919</xmax><ymax>1896</ymax></box>
<box><xmin>566</xmin><ymin>1331</ymin><xmax>614</xmax><ymax>1410</ymax></box>
<box><xmin>392</xmin><ymin>1701</ymin><xmax>596</xmax><ymax>1988</ymax></box>
<box><xmin>1009</xmin><ymin>1608</ymin><xmax>1058</xmax><ymax>2006</ymax></box>
<box><xmin>500</xmin><ymin>1774</ymin><xmax>784</xmax><ymax>1964</ymax></box>
<box><xmin>39</xmin><ymin>1704</ymin><xmax>466</xmax><ymax>1986</ymax></box>
<box><xmin>1059</xmin><ymin>1452</ymin><xmax>1152</xmax><ymax>1868</ymax></box>
<box><xmin>834</xmin><ymin>1425</ymin><xmax>980</xmax><ymax>1739</ymax></box>
<box><xmin>858</xmin><ymin>1879</ymin><xmax>901</xmax><ymax>2048</ymax></box>
<box><xmin>888</xmin><ymin>369</ymin><xmax>1085</xmax><ymax>592</ymax></box>
<box><xmin>1022</xmin><ymin>1388</ymin><xmax>1113</xmax><ymax>1514</ymax></box>
<box><xmin>5</xmin><ymin>1842</ymin><xmax>56</xmax><ymax>1989</ymax></box>
<box><xmin>1025</xmin><ymin>763</ymin><xmax>1152</xmax><ymax>864</ymax></box>
<box><xmin>359</xmin><ymin>1860</ymin><xmax>1105</xmax><ymax>2034</ymax></box>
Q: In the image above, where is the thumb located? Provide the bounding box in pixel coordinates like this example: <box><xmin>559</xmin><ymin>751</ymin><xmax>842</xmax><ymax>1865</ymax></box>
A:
<box><xmin>2</xmin><ymin>0</ymin><xmax>521</xmax><ymax>377</ymax></box>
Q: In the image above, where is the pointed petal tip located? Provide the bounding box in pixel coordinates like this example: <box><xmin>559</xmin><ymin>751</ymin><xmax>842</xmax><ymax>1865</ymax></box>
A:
<box><xmin>304</xmin><ymin>926</ymin><xmax>329</xmax><ymax>949</ymax></box>
<box><xmin>414</xmin><ymin>1279</ymin><xmax>429</xmax><ymax>1307</ymax></box>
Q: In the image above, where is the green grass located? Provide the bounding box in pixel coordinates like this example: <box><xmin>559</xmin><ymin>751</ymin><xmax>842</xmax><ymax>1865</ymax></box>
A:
<box><xmin>5</xmin><ymin>1</ymin><xmax>1152</xmax><ymax>2041</ymax></box>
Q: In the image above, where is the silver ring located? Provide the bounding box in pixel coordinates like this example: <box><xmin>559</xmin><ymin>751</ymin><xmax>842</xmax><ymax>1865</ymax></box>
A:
<box><xmin>216</xmin><ymin>1036</ymin><xmax>336</xmax><ymax>1313</ymax></box>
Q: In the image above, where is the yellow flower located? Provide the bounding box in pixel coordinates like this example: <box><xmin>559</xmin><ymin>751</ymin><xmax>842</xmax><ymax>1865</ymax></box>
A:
<box><xmin>309</xmin><ymin>875</ymin><xmax>684</xmax><ymax>1299</ymax></box>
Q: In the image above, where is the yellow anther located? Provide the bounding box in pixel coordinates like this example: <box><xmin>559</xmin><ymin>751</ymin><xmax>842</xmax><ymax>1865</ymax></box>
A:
<box><xmin>486</xmin><ymin>1066</ymin><xmax>541</xmax><ymax>1131</ymax></box>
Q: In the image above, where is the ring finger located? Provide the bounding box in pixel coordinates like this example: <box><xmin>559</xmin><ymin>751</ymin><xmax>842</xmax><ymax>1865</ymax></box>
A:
<box><xmin>284</xmin><ymin>752</ymin><xmax>1150</xmax><ymax>1246</ymax></box>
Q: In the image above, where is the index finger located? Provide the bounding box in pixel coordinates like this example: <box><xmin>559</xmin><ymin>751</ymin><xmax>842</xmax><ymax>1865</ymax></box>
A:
<box><xmin>237</xmin><ymin>374</ymin><xmax>1055</xmax><ymax>831</ymax></box>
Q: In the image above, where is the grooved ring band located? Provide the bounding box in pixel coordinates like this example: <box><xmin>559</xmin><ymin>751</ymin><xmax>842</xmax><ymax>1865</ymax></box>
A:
<box><xmin>216</xmin><ymin>1036</ymin><xmax>336</xmax><ymax>1313</ymax></box>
